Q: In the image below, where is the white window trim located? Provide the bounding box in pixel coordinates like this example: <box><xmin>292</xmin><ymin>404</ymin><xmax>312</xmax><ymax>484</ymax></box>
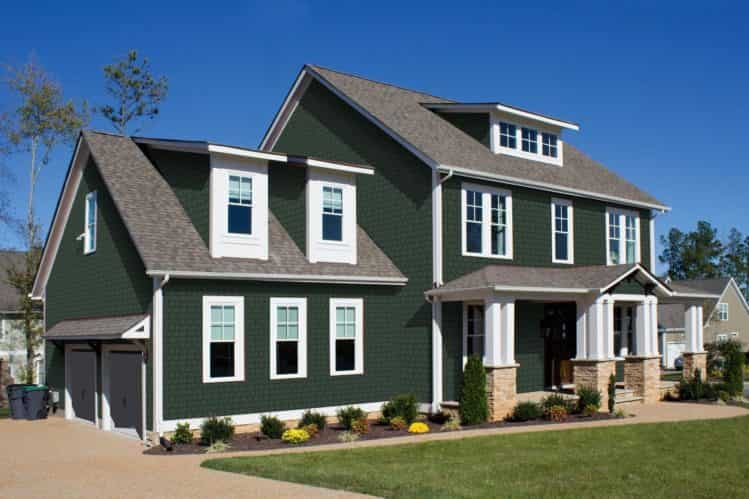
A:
<box><xmin>462</xmin><ymin>302</ymin><xmax>485</xmax><ymax>366</ymax></box>
<box><xmin>84</xmin><ymin>191</ymin><xmax>97</xmax><ymax>255</ymax></box>
<box><xmin>227</xmin><ymin>174</ymin><xmax>254</xmax><ymax>236</ymax></box>
<box><xmin>551</xmin><ymin>198</ymin><xmax>574</xmax><ymax>264</ymax></box>
<box><xmin>489</xmin><ymin>113</ymin><xmax>564</xmax><ymax>166</ymax></box>
<box><xmin>461</xmin><ymin>183</ymin><xmax>513</xmax><ymax>260</ymax></box>
<box><xmin>202</xmin><ymin>296</ymin><xmax>245</xmax><ymax>383</ymax></box>
<box><xmin>605</xmin><ymin>207</ymin><xmax>641</xmax><ymax>266</ymax></box>
<box><xmin>329</xmin><ymin>298</ymin><xmax>364</xmax><ymax>376</ymax></box>
<box><xmin>269</xmin><ymin>297</ymin><xmax>308</xmax><ymax>380</ymax></box>
<box><xmin>718</xmin><ymin>302</ymin><xmax>729</xmax><ymax>321</ymax></box>
<box><xmin>307</xmin><ymin>169</ymin><xmax>357</xmax><ymax>264</ymax></box>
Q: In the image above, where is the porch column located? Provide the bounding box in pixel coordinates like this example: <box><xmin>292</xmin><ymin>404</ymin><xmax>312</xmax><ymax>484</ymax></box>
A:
<box><xmin>683</xmin><ymin>304</ymin><xmax>707</xmax><ymax>380</ymax></box>
<box><xmin>624</xmin><ymin>296</ymin><xmax>661</xmax><ymax>404</ymax></box>
<box><xmin>572</xmin><ymin>295</ymin><xmax>616</xmax><ymax>410</ymax></box>
<box><xmin>484</xmin><ymin>296</ymin><xmax>517</xmax><ymax>421</ymax></box>
<box><xmin>634</xmin><ymin>296</ymin><xmax>659</xmax><ymax>357</ymax></box>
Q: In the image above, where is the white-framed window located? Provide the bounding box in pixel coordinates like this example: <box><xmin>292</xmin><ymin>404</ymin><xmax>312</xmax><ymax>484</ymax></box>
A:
<box><xmin>322</xmin><ymin>185</ymin><xmax>343</xmax><ymax>241</ymax></box>
<box><xmin>227</xmin><ymin>175</ymin><xmax>253</xmax><ymax>235</ymax></box>
<box><xmin>329</xmin><ymin>298</ymin><xmax>363</xmax><ymax>376</ymax></box>
<box><xmin>499</xmin><ymin>122</ymin><xmax>516</xmax><ymax>149</ymax></box>
<box><xmin>84</xmin><ymin>191</ymin><xmax>97</xmax><ymax>254</ymax></box>
<box><xmin>202</xmin><ymin>296</ymin><xmax>244</xmax><ymax>383</ymax></box>
<box><xmin>521</xmin><ymin>127</ymin><xmax>538</xmax><ymax>153</ymax></box>
<box><xmin>307</xmin><ymin>170</ymin><xmax>357</xmax><ymax>264</ymax></box>
<box><xmin>269</xmin><ymin>298</ymin><xmax>307</xmax><ymax>380</ymax></box>
<box><xmin>716</xmin><ymin>333</ymin><xmax>728</xmax><ymax>343</ymax></box>
<box><xmin>718</xmin><ymin>302</ymin><xmax>729</xmax><ymax>321</ymax></box>
<box><xmin>606</xmin><ymin>208</ymin><xmax>640</xmax><ymax>265</ymax></box>
<box><xmin>461</xmin><ymin>183</ymin><xmax>513</xmax><ymax>259</ymax></box>
<box><xmin>551</xmin><ymin>198</ymin><xmax>574</xmax><ymax>264</ymax></box>
<box><xmin>463</xmin><ymin>303</ymin><xmax>485</xmax><ymax>364</ymax></box>
<box><xmin>542</xmin><ymin>133</ymin><xmax>558</xmax><ymax>158</ymax></box>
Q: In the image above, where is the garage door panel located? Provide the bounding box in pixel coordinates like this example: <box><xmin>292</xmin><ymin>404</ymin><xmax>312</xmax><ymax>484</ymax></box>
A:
<box><xmin>70</xmin><ymin>351</ymin><xmax>96</xmax><ymax>423</ymax></box>
<box><xmin>109</xmin><ymin>352</ymin><xmax>143</xmax><ymax>438</ymax></box>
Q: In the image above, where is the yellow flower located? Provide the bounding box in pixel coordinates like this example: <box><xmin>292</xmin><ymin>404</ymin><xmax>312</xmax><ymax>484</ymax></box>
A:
<box><xmin>282</xmin><ymin>428</ymin><xmax>310</xmax><ymax>444</ymax></box>
<box><xmin>408</xmin><ymin>422</ymin><xmax>429</xmax><ymax>434</ymax></box>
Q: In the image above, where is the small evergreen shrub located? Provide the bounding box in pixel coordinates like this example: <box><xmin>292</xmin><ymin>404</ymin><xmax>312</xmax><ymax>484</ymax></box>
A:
<box><xmin>511</xmin><ymin>401</ymin><xmax>544</xmax><ymax>422</ymax></box>
<box><xmin>581</xmin><ymin>403</ymin><xmax>598</xmax><ymax>417</ymax></box>
<box><xmin>389</xmin><ymin>416</ymin><xmax>407</xmax><ymax>431</ymax></box>
<box><xmin>541</xmin><ymin>393</ymin><xmax>575</xmax><ymax>414</ymax></box>
<box><xmin>614</xmin><ymin>409</ymin><xmax>626</xmax><ymax>418</ymax></box>
<box><xmin>351</xmin><ymin>417</ymin><xmax>370</xmax><ymax>435</ymax></box>
<box><xmin>608</xmin><ymin>374</ymin><xmax>617</xmax><ymax>413</ymax></box>
<box><xmin>576</xmin><ymin>385</ymin><xmax>602</xmax><ymax>413</ymax></box>
<box><xmin>298</xmin><ymin>410</ymin><xmax>327</xmax><ymax>431</ymax></box>
<box><xmin>281</xmin><ymin>428</ymin><xmax>310</xmax><ymax>444</ymax></box>
<box><xmin>173</xmin><ymin>422</ymin><xmax>194</xmax><ymax>445</ymax></box>
<box><xmin>260</xmin><ymin>415</ymin><xmax>285</xmax><ymax>439</ymax></box>
<box><xmin>200</xmin><ymin>416</ymin><xmax>235</xmax><ymax>445</ymax></box>
<box><xmin>721</xmin><ymin>340</ymin><xmax>745</xmax><ymax>396</ymax></box>
<box><xmin>547</xmin><ymin>405</ymin><xmax>568</xmax><ymax>422</ymax></box>
<box><xmin>336</xmin><ymin>406</ymin><xmax>365</xmax><ymax>430</ymax></box>
<box><xmin>459</xmin><ymin>355</ymin><xmax>489</xmax><ymax>425</ymax></box>
<box><xmin>381</xmin><ymin>394</ymin><xmax>418</xmax><ymax>424</ymax></box>
<box><xmin>338</xmin><ymin>431</ymin><xmax>359</xmax><ymax>443</ymax></box>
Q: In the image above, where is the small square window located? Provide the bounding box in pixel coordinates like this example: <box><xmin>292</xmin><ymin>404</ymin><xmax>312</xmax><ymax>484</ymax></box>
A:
<box><xmin>521</xmin><ymin>128</ymin><xmax>538</xmax><ymax>153</ymax></box>
<box><xmin>542</xmin><ymin>133</ymin><xmax>558</xmax><ymax>157</ymax></box>
<box><xmin>499</xmin><ymin>122</ymin><xmax>516</xmax><ymax>149</ymax></box>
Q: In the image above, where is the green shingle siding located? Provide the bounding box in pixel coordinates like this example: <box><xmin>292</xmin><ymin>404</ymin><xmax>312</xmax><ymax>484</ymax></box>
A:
<box><xmin>435</xmin><ymin>112</ymin><xmax>491</xmax><ymax>148</ymax></box>
<box><xmin>441</xmin><ymin>302</ymin><xmax>463</xmax><ymax>401</ymax></box>
<box><xmin>516</xmin><ymin>301</ymin><xmax>546</xmax><ymax>393</ymax></box>
<box><xmin>608</xmin><ymin>278</ymin><xmax>647</xmax><ymax>295</ymax></box>
<box><xmin>268</xmin><ymin>161</ymin><xmax>307</xmax><ymax>251</ymax></box>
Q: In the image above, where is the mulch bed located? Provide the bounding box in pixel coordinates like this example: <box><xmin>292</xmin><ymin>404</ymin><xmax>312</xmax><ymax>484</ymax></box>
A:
<box><xmin>145</xmin><ymin>413</ymin><xmax>620</xmax><ymax>456</ymax></box>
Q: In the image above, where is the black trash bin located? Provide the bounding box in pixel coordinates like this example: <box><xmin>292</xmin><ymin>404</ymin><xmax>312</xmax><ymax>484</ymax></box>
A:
<box><xmin>6</xmin><ymin>384</ymin><xmax>32</xmax><ymax>420</ymax></box>
<box><xmin>22</xmin><ymin>385</ymin><xmax>50</xmax><ymax>420</ymax></box>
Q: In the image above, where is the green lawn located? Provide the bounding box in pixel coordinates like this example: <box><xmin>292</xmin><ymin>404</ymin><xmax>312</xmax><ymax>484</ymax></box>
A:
<box><xmin>203</xmin><ymin>416</ymin><xmax>749</xmax><ymax>498</ymax></box>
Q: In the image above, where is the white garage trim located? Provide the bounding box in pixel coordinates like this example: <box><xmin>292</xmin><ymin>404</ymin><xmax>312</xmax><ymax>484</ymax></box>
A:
<box><xmin>101</xmin><ymin>344</ymin><xmax>147</xmax><ymax>441</ymax></box>
<box><xmin>64</xmin><ymin>344</ymin><xmax>99</xmax><ymax>427</ymax></box>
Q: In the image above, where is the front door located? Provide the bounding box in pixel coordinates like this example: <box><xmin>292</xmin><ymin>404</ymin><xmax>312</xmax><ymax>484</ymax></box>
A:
<box><xmin>542</xmin><ymin>303</ymin><xmax>576</xmax><ymax>388</ymax></box>
<box><xmin>109</xmin><ymin>351</ymin><xmax>143</xmax><ymax>438</ymax></box>
<box><xmin>70</xmin><ymin>350</ymin><xmax>96</xmax><ymax>423</ymax></box>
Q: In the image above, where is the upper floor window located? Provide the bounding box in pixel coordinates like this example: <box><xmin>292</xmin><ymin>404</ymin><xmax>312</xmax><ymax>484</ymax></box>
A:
<box><xmin>203</xmin><ymin>296</ymin><xmax>245</xmax><ymax>383</ymax></box>
<box><xmin>718</xmin><ymin>302</ymin><xmax>729</xmax><ymax>321</ymax></box>
<box><xmin>462</xmin><ymin>183</ymin><xmax>513</xmax><ymax>259</ymax></box>
<box><xmin>330</xmin><ymin>298</ymin><xmax>363</xmax><ymax>376</ymax></box>
<box><xmin>322</xmin><ymin>186</ymin><xmax>343</xmax><ymax>241</ymax></box>
<box><xmin>606</xmin><ymin>208</ymin><xmax>640</xmax><ymax>265</ymax></box>
<box><xmin>228</xmin><ymin>175</ymin><xmax>253</xmax><ymax>235</ymax></box>
<box><xmin>270</xmin><ymin>298</ymin><xmax>307</xmax><ymax>379</ymax></box>
<box><xmin>542</xmin><ymin>133</ymin><xmax>558</xmax><ymax>158</ymax></box>
<box><xmin>84</xmin><ymin>191</ymin><xmax>97</xmax><ymax>254</ymax></box>
<box><xmin>551</xmin><ymin>198</ymin><xmax>573</xmax><ymax>264</ymax></box>
<box><xmin>521</xmin><ymin>127</ymin><xmax>538</xmax><ymax>153</ymax></box>
<box><xmin>464</xmin><ymin>304</ymin><xmax>485</xmax><ymax>363</ymax></box>
<box><xmin>499</xmin><ymin>122</ymin><xmax>516</xmax><ymax>149</ymax></box>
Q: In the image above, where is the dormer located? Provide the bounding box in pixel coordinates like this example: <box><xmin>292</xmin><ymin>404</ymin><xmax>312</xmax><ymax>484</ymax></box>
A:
<box><xmin>425</xmin><ymin>103</ymin><xmax>579</xmax><ymax>167</ymax></box>
<box><xmin>306</xmin><ymin>168</ymin><xmax>357</xmax><ymax>264</ymax></box>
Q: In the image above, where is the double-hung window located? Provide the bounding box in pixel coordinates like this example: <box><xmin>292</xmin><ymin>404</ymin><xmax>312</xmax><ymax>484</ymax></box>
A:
<box><xmin>270</xmin><ymin>298</ymin><xmax>307</xmax><ymax>379</ymax></box>
<box><xmin>499</xmin><ymin>122</ymin><xmax>517</xmax><ymax>149</ymax></box>
<box><xmin>203</xmin><ymin>296</ymin><xmax>244</xmax><ymax>383</ymax></box>
<box><xmin>542</xmin><ymin>133</ymin><xmax>558</xmax><ymax>157</ymax></box>
<box><xmin>606</xmin><ymin>209</ymin><xmax>640</xmax><ymax>265</ymax></box>
<box><xmin>462</xmin><ymin>184</ymin><xmax>513</xmax><ymax>259</ymax></box>
<box><xmin>718</xmin><ymin>302</ymin><xmax>729</xmax><ymax>321</ymax></box>
<box><xmin>228</xmin><ymin>175</ymin><xmax>252</xmax><ymax>235</ymax></box>
<box><xmin>551</xmin><ymin>198</ymin><xmax>573</xmax><ymax>264</ymax></box>
<box><xmin>84</xmin><ymin>191</ymin><xmax>97</xmax><ymax>254</ymax></box>
<box><xmin>330</xmin><ymin>298</ymin><xmax>363</xmax><ymax>375</ymax></box>
<box><xmin>464</xmin><ymin>304</ymin><xmax>485</xmax><ymax>363</ymax></box>
<box><xmin>521</xmin><ymin>127</ymin><xmax>538</xmax><ymax>153</ymax></box>
<box><xmin>322</xmin><ymin>185</ymin><xmax>343</xmax><ymax>241</ymax></box>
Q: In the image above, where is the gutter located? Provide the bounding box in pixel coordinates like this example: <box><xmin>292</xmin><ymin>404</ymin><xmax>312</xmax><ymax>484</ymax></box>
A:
<box><xmin>146</xmin><ymin>270</ymin><xmax>408</xmax><ymax>286</ymax></box>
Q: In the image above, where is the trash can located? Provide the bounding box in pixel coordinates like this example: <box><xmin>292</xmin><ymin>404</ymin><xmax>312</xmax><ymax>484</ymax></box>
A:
<box><xmin>22</xmin><ymin>385</ymin><xmax>50</xmax><ymax>420</ymax></box>
<box><xmin>6</xmin><ymin>384</ymin><xmax>32</xmax><ymax>420</ymax></box>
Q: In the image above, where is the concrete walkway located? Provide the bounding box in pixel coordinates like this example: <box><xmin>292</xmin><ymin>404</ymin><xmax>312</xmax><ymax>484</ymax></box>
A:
<box><xmin>0</xmin><ymin>402</ymin><xmax>746</xmax><ymax>498</ymax></box>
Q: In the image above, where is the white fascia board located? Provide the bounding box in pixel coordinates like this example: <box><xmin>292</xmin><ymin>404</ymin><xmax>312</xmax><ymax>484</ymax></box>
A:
<box><xmin>146</xmin><ymin>270</ymin><xmax>407</xmax><ymax>286</ymax></box>
<box><xmin>259</xmin><ymin>67</ymin><xmax>310</xmax><ymax>151</ymax></box>
<box><xmin>121</xmin><ymin>316</ymin><xmax>151</xmax><ymax>339</ymax></box>
<box><xmin>728</xmin><ymin>278</ymin><xmax>749</xmax><ymax>315</ymax></box>
<box><xmin>303</xmin><ymin>158</ymin><xmax>374</xmax><ymax>175</ymax></box>
<box><xmin>426</xmin><ymin>285</ymin><xmax>592</xmax><ymax>299</ymax></box>
<box><xmin>602</xmin><ymin>264</ymin><xmax>673</xmax><ymax>296</ymax></box>
<box><xmin>207</xmin><ymin>144</ymin><xmax>287</xmax><ymax>163</ymax></box>
<box><xmin>439</xmin><ymin>164</ymin><xmax>671</xmax><ymax>212</ymax></box>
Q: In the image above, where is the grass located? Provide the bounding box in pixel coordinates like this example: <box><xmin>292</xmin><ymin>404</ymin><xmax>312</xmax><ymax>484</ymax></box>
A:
<box><xmin>203</xmin><ymin>416</ymin><xmax>749</xmax><ymax>498</ymax></box>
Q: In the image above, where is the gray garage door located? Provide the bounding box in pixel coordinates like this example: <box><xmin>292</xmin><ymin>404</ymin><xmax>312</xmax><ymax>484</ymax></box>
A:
<box><xmin>109</xmin><ymin>351</ymin><xmax>143</xmax><ymax>438</ymax></box>
<box><xmin>70</xmin><ymin>350</ymin><xmax>96</xmax><ymax>423</ymax></box>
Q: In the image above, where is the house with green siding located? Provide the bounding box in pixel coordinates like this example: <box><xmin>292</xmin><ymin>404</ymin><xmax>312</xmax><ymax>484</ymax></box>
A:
<box><xmin>32</xmin><ymin>65</ymin><xmax>716</xmax><ymax>441</ymax></box>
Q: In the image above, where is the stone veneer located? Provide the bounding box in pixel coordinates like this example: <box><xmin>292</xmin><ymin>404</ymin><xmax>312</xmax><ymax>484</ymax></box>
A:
<box><xmin>682</xmin><ymin>352</ymin><xmax>708</xmax><ymax>380</ymax></box>
<box><xmin>624</xmin><ymin>356</ymin><xmax>661</xmax><ymax>404</ymax></box>
<box><xmin>572</xmin><ymin>360</ymin><xmax>616</xmax><ymax>411</ymax></box>
<box><xmin>486</xmin><ymin>365</ymin><xmax>518</xmax><ymax>421</ymax></box>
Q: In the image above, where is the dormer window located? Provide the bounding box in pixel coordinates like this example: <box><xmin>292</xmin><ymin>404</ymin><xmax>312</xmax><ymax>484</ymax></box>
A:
<box><xmin>228</xmin><ymin>175</ymin><xmax>253</xmax><ymax>235</ymax></box>
<box><xmin>499</xmin><ymin>122</ymin><xmax>516</xmax><ymax>149</ymax></box>
<box><xmin>307</xmin><ymin>169</ymin><xmax>357</xmax><ymax>264</ymax></box>
<box><xmin>489</xmin><ymin>114</ymin><xmax>570</xmax><ymax>167</ymax></box>
<box><xmin>521</xmin><ymin>128</ymin><xmax>538</xmax><ymax>153</ymax></box>
<box><xmin>542</xmin><ymin>133</ymin><xmax>558</xmax><ymax>158</ymax></box>
<box><xmin>322</xmin><ymin>186</ymin><xmax>344</xmax><ymax>241</ymax></box>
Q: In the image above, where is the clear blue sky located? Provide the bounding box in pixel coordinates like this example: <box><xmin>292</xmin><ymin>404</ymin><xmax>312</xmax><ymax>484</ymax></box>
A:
<box><xmin>1</xmin><ymin>1</ymin><xmax>747</xmax><ymax>274</ymax></box>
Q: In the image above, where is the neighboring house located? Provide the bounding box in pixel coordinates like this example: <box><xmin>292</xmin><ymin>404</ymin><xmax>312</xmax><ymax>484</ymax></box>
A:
<box><xmin>0</xmin><ymin>250</ymin><xmax>43</xmax><ymax>382</ymax></box>
<box><xmin>659</xmin><ymin>278</ymin><xmax>749</xmax><ymax>368</ymax></box>
<box><xmin>32</xmin><ymin>65</ymin><xmax>714</xmax><ymax>442</ymax></box>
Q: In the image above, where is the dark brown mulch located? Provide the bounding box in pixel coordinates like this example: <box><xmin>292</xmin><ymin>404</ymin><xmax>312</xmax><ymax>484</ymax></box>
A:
<box><xmin>145</xmin><ymin>413</ymin><xmax>619</xmax><ymax>456</ymax></box>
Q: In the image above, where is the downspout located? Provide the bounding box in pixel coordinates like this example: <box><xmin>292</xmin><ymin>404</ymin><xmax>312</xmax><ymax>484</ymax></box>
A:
<box><xmin>431</xmin><ymin>169</ymin><xmax>452</xmax><ymax>412</ymax></box>
<box><xmin>152</xmin><ymin>273</ymin><xmax>170</xmax><ymax>438</ymax></box>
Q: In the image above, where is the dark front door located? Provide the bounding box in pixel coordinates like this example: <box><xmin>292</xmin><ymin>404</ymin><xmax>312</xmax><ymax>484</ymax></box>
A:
<box><xmin>109</xmin><ymin>351</ymin><xmax>143</xmax><ymax>438</ymax></box>
<box><xmin>70</xmin><ymin>350</ymin><xmax>96</xmax><ymax>423</ymax></box>
<box><xmin>542</xmin><ymin>303</ymin><xmax>577</xmax><ymax>388</ymax></box>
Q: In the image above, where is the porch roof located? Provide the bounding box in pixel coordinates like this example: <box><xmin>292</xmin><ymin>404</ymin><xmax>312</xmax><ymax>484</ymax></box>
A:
<box><xmin>44</xmin><ymin>314</ymin><xmax>149</xmax><ymax>341</ymax></box>
<box><xmin>427</xmin><ymin>264</ymin><xmax>672</xmax><ymax>299</ymax></box>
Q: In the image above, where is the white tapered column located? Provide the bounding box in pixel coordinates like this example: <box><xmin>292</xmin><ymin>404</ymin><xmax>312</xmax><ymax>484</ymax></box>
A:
<box><xmin>484</xmin><ymin>296</ymin><xmax>516</xmax><ymax>367</ymax></box>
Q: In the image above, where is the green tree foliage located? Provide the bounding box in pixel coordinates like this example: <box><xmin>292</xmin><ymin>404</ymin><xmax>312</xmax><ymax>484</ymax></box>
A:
<box><xmin>659</xmin><ymin>221</ymin><xmax>723</xmax><ymax>280</ymax></box>
<box><xmin>719</xmin><ymin>340</ymin><xmax>745</xmax><ymax>396</ymax></box>
<box><xmin>97</xmin><ymin>50</ymin><xmax>168</xmax><ymax>135</ymax></box>
<box><xmin>459</xmin><ymin>355</ymin><xmax>489</xmax><ymax>425</ymax></box>
<box><xmin>720</xmin><ymin>228</ymin><xmax>749</xmax><ymax>300</ymax></box>
<box><xmin>1</xmin><ymin>60</ymin><xmax>88</xmax><ymax>383</ymax></box>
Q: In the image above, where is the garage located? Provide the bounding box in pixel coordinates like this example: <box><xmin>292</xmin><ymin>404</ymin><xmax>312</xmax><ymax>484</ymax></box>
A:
<box><xmin>105</xmin><ymin>349</ymin><xmax>144</xmax><ymax>438</ymax></box>
<box><xmin>69</xmin><ymin>349</ymin><xmax>97</xmax><ymax>424</ymax></box>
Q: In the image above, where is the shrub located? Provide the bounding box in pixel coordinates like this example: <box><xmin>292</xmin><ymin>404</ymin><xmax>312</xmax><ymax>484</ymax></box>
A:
<box><xmin>260</xmin><ymin>415</ymin><xmax>285</xmax><ymax>439</ymax></box>
<box><xmin>581</xmin><ymin>403</ymin><xmax>598</xmax><ymax>417</ymax></box>
<box><xmin>721</xmin><ymin>340</ymin><xmax>745</xmax><ymax>396</ymax></box>
<box><xmin>441</xmin><ymin>418</ymin><xmax>462</xmax><ymax>431</ymax></box>
<box><xmin>608</xmin><ymin>374</ymin><xmax>617</xmax><ymax>413</ymax></box>
<box><xmin>381</xmin><ymin>394</ymin><xmax>418</xmax><ymax>424</ymax></box>
<box><xmin>408</xmin><ymin>422</ymin><xmax>429</xmax><ymax>433</ymax></box>
<box><xmin>576</xmin><ymin>385</ymin><xmax>602</xmax><ymax>413</ymax></box>
<box><xmin>351</xmin><ymin>417</ymin><xmax>370</xmax><ymax>435</ymax></box>
<box><xmin>338</xmin><ymin>431</ymin><xmax>359</xmax><ymax>443</ymax></box>
<box><xmin>303</xmin><ymin>423</ymin><xmax>319</xmax><ymax>437</ymax></box>
<box><xmin>718</xmin><ymin>390</ymin><xmax>731</xmax><ymax>403</ymax></box>
<box><xmin>200</xmin><ymin>416</ymin><xmax>235</xmax><ymax>446</ymax></box>
<box><xmin>547</xmin><ymin>405</ymin><xmax>568</xmax><ymax>422</ymax></box>
<box><xmin>614</xmin><ymin>409</ymin><xmax>626</xmax><ymax>418</ymax></box>
<box><xmin>511</xmin><ymin>401</ymin><xmax>544</xmax><ymax>422</ymax></box>
<box><xmin>173</xmin><ymin>422</ymin><xmax>193</xmax><ymax>445</ymax></box>
<box><xmin>206</xmin><ymin>440</ymin><xmax>230</xmax><ymax>453</ymax></box>
<box><xmin>282</xmin><ymin>428</ymin><xmax>310</xmax><ymax>444</ymax></box>
<box><xmin>459</xmin><ymin>355</ymin><xmax>489</xmax><ymax>425</ymax></box>
<box><xmin>390</xmin><ymin>416</ymin><xmax>407</xmax><ymax>431</ymax></box>
<box><xmin>298</xmin><ymin>410</ymin><xmax>327</xmax><ymax>431</ymax></box>
<box><xmin>336</xmin><ymin>406</ymin><xmax>365</xmax><ymax>430</ymax></box>
<box><xmin>541</xmin><ymin>393</ymin><xmax>575</xmax><ymax>414</ymax></box>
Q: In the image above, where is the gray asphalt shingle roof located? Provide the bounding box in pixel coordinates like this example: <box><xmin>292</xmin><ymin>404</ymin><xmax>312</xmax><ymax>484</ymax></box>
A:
<box><xmin>0</xmin><ymin>251</ymin><xmax>25</xmax><ymax>312</ymax></box>
<box><xmin>668</xmin><ymin>278</ymin><xmax>729</xmax><ymax>296</ymax></box>
<box><xmin>306</xmin><ymin>65</ymin><xmax>666</xmax><ymax>210</ymax></box>
<box><xmin>44</xmin><ymin>314</ymin><xmax>147</xmax><ymax>339</ymax></box>
<box><xmin>83</xmin><ymin>131</ymin><xmax>405</xmax><ymax>282</ymax></box>
<box><xmin>658</xmin><ymin>303</ymin><xmax>685</xmax><ymax>330</ymax></box>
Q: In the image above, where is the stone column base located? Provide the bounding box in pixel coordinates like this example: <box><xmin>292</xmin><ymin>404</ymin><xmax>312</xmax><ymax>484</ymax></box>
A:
<box><xmin>624</xmin><ymin>356</ymin><xmax>661</xmax><ymax>404</ymax></box>
<box><xmin>572</xmin><ymin>359</ymin><xmax>616</xmax><ymax>411</ymax></box>
<box><xmin>486</xmin><ymin>365</ymin><xmax>518</xmax><ymax>421</ymax></box>
<box><xmin>683</xmin><ymin>352</ymin><xmax>707</xmax><ymax>380</ymax></box>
